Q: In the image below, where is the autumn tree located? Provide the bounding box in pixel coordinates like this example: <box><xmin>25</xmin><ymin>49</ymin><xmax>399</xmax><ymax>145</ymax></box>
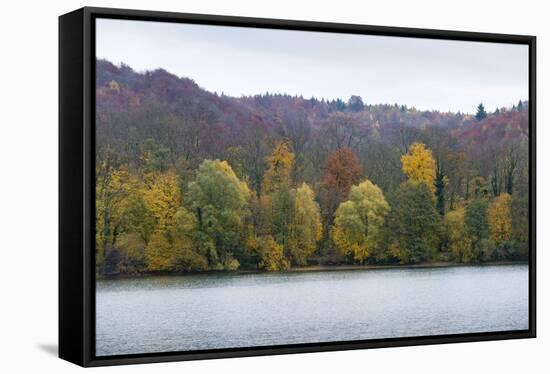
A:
<box><xmin>145</xmin><ymin>232</ymin><xmax>172</xmax><ymax>272</ymax></box>
<box><xmin>115</xmin><ymin>232</ymin><xmax>147</xmax><ymax>273</ymax></box>
<box><xmin>188</xmin><ymin>159</ymin><xmax>251</xmax><ymax>269</ymax></box>
<box><xmin>332</xmin><ymin>179</ymin><xmax>390</xmax><ymax>263</ymax></box>
<box><xmin>277</xmin><ymin>109</ymin><xmax>312</xmax><ymax>184</ymax></box>
<box><xmin>288</xmin><ymin>183</ymin><xmax>322</xmax><ymax>265</ymax></box>
<box><xmin>443</xmin><ymin>208</ymin><xmax>473</xmax><ymax>262</ymax></box>
<box><xmin>246</xmin><ymin>235</ymin><xmax>290</xmax><ymax>271</ymax></box>
<box><xmin>360</xmin><ymin>140</ymin><xmax>403</xmax><ymax>193</ymax></box>
<box><xmin>170</xmin><ymin>208</ymin><xmax>208</xmax><ymax>271</ymax></box>
<box><xmin>139</xmin><ymin>171</ymin><xmax>184</xmax><ymax>272</ymax></box>
<box><xmin>511</xmin><ymin>178</ymin><xmax>529</xmax><ymax>258</ymax></box>
<box><xmin>116</xmin><ymin>191</ymin><xmax>155</xmax><ymax>244</ymax></box>
<box><xmin>255</xmin><ymin>141</ymin><xmax>297</xmax><ymax>262</ymax></box>
<box><xmin>94</xmin><ymin>60</ymin><xmax>531</xmax><ymax>272</ymax></box>
<box><xmin>95</xmin><ymin>162</ymin><xmax>138</xmax><ymax>270</ymax></box>
<box><xmin>250</xmin><ymin>193</ymin><xmax>274</xmax><ymax>237</ymax></box>
<box><xmin>401</xmin><ymin>142</ymin><xmax>436</xmax><ymax>192</ymax></box>
<box><xmin>141</xmin><ymin>171</ymin><xmax>181</xmax><ymax>233</ymax></box>
<box><xmin>323</xmin><ymin>148</ymin><xmax>362</xmax><ymax>200</ymax></box>
<box><xmin>262</xmin><ymin>140</ymin><xmax>294</xmax><ymax>194</ymax></box>
<box><xmin>487</xmin><ymin>193</ymin><xmax>512</xmax><ymax>245</ymax></box>
<box><xmin>321</xmin><ymin>148</ymin><xmax>362</xmax><ymax>251</ymax></box>
<box><xmin>388</xmin><ymin>181</ymin><xmax>441</xmax><ymax>264</ymax></box>
<box><xmin>96</xmin><ymin>157</ymin><xmax>191</xmax><ymax>274</ymax></box>
<box><xmin>108</xmin><ymin>79</ymin><xmax>121</xmax><ymax>92</ymax></box>
<box><xmin>320</xmin><ymin>113</ymin><xmax>367</xmax><ymax>152</ymax></box>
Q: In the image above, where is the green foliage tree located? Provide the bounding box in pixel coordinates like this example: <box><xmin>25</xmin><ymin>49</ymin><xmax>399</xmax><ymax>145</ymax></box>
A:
<box><xmin>140</xmin><ymin>138</ymin><xmax>170</xmax><ymax>172</ymax></box>
<box><xmin>388</xmin><ymin>181</ymin><xmax>441</xmax><ymax>264</ymax></box>
<box><xmin>188</xmin><ymin>159</ymin><xmax>251</xmax><ymax>270</ymax></box>
<box><xmin>464</xmin><ymin>196</ymin><xmax>491</xmax><ymax>259</ymax></box>
<box><xmin>434</xmin><ymin>158</ymin><xmax>447</xmax><ymax>215</ymax></box>
<box><xmin>332</xmin><ymin>179</ymin><xmax>390</xmax><ymax>263</ymax></box>
<box><xmin>465</xmin><ymin>196</ymin><xmax>489</xmax><ymax>243</ymax></box>
<box><xmin>270</xmin><ymin>186</ymin><xmax>294</xmax><ymax>250</ymax></box>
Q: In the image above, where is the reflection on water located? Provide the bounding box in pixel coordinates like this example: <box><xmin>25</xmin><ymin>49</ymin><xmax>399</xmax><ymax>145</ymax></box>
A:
<box><xmin>96</xmin><ymin>264</ymin><xmax>528</xmax><ymax>356</ymax></box>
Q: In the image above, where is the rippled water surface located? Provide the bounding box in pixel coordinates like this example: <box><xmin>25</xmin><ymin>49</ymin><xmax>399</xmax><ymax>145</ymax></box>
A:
<box><xmin>96</xmin><ymin>264</ymin><xmax>528</xmax><ymax>356</ymax></box>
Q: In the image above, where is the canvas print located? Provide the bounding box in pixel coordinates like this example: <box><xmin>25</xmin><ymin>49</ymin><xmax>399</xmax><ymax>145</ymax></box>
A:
<box><xmin>94</xmin><ymin>18</ymin><xmax>530</xmax><ymax>356</ymax></box>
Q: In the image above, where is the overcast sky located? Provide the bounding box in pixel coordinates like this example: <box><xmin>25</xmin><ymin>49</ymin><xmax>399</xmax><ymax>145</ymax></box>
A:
<box><xmin>96</xmin><ymin>18</ymin><xmax>528</xmax><ymax>114</ymax></box>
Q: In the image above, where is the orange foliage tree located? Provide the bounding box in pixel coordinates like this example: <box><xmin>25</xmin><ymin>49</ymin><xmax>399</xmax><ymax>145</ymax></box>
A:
<box><xmin>321</xmin><ymin>148</ymin><xmax>362</xmax><ymax>250</ymax></box>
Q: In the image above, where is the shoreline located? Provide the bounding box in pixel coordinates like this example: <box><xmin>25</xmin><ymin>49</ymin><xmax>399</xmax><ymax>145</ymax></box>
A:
<box><xmin>278</xmin><ymin>260</ymin><xmax>528</xmax><ymax>274</ymax></box>
<box><xmin>97</xmin><ymin>260</ymin><xmax>528</xmax><ymax>280</ymax></box>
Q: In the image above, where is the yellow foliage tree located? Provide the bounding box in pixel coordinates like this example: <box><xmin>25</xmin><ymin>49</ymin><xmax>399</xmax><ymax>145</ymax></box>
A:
<box><xmin>401</xmin><ymin>142</ymin><xmax>436</xmax><ymax>192</ymax></box>
<box><xmin>96</xmin><ymin>165</ymin><xmax>137</xmax><ymax>264</ymax></box>
<box><xmin>262</xmin><ymin>140</ymin><xmax>294</xmax><ymax>194</ymax></box>
<box><xmin>108</xmin><ymin>79</ymin><xmax>120</xmax><ymax>92</ymax></box>
<box><xmin>258</xmin><ymin>235</ymin><xmax>290</xmax><ymax>271</ymax></box>
<box><xmin>145</xmin><ymin>232</ymin><xmax>173</xmax><ymax>272</ymax></box>
<box><xmin>170</xmin><ymin>208</ymin><xmax>209</xmax><ymax>271</ymax></box>
<box><xmin>332</xmin><ymin>179</ymin><xmax>390</xmax><ymax>263</ymax></box>
<box><xmin>141</xmin><ymin>171</ymin><xmax>181</xmax><ymax>233</ymax></box>
<box><xmin>487</xmin><ymin>193</ymin><xmax>512</xmax><ymax>244</ymax></box>
<box><xmin>256</xmin><ymin>194</ymin><xmax>273</xmax><ymax>236</ymax></box>
<box><xmin>443</xmin><ymin>207</ymin><xmax>473</xmax><ymax>262</ymax></box>
<box><xmin>289</xmin><ymin>183</ymin><xmax>322</xmax><ymax>265</ymax></box>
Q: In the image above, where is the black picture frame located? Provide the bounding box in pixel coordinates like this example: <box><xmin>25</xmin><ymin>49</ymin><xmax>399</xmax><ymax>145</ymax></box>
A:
<box><xmin>59</xmin><ymin>6</ymin><xmax>537</xmax><ymax>367</ymax></box>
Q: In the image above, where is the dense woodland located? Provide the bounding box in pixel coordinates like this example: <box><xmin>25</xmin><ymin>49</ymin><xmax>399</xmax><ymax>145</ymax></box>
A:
<box><xmin>95</xmin><ymin>59</ymin><xmax>530</xmax><ymax>275</ymax></box>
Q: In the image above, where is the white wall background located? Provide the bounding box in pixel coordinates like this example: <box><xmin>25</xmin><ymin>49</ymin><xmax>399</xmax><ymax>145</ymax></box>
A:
<box><xmin>0</xmin><ymin>0</ymin><xmax>546</xmax><ymax>372</ymax></box>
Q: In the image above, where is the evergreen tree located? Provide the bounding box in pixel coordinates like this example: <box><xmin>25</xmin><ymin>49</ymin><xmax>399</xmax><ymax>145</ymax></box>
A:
<box><xmin>475</xmin><ymin>103</ymin><xmax>487</xmax><ymax>121</ymax></box>
<box><xmin>347</xmin><ymin>95</ymin><xmax>365</xmax><ymax>112</ymax></box>
<box><xmin>517</xmin><ymin>100</ymin><xmax>524</xmax><ymax>111</ymax></box>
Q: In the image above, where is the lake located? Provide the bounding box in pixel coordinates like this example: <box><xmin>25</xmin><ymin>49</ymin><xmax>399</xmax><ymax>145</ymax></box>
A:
<box><xmin>96</xmin><ymin>264</ymin><xmax>528</xmax><ymax>356</ymax></box>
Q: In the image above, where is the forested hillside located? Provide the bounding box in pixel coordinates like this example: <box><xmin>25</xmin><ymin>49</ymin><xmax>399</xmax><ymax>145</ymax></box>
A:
<box><xmin>95</xmin><ymin>59</ymin><xmax>529</xmax><ymax>275</ymax></box>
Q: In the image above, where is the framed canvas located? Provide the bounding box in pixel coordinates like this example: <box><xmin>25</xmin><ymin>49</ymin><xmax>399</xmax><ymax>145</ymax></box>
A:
<box><xmin>59</xmin><ymin>7</ymin><xmax>536</xmax><ymax>367</ymax></box>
